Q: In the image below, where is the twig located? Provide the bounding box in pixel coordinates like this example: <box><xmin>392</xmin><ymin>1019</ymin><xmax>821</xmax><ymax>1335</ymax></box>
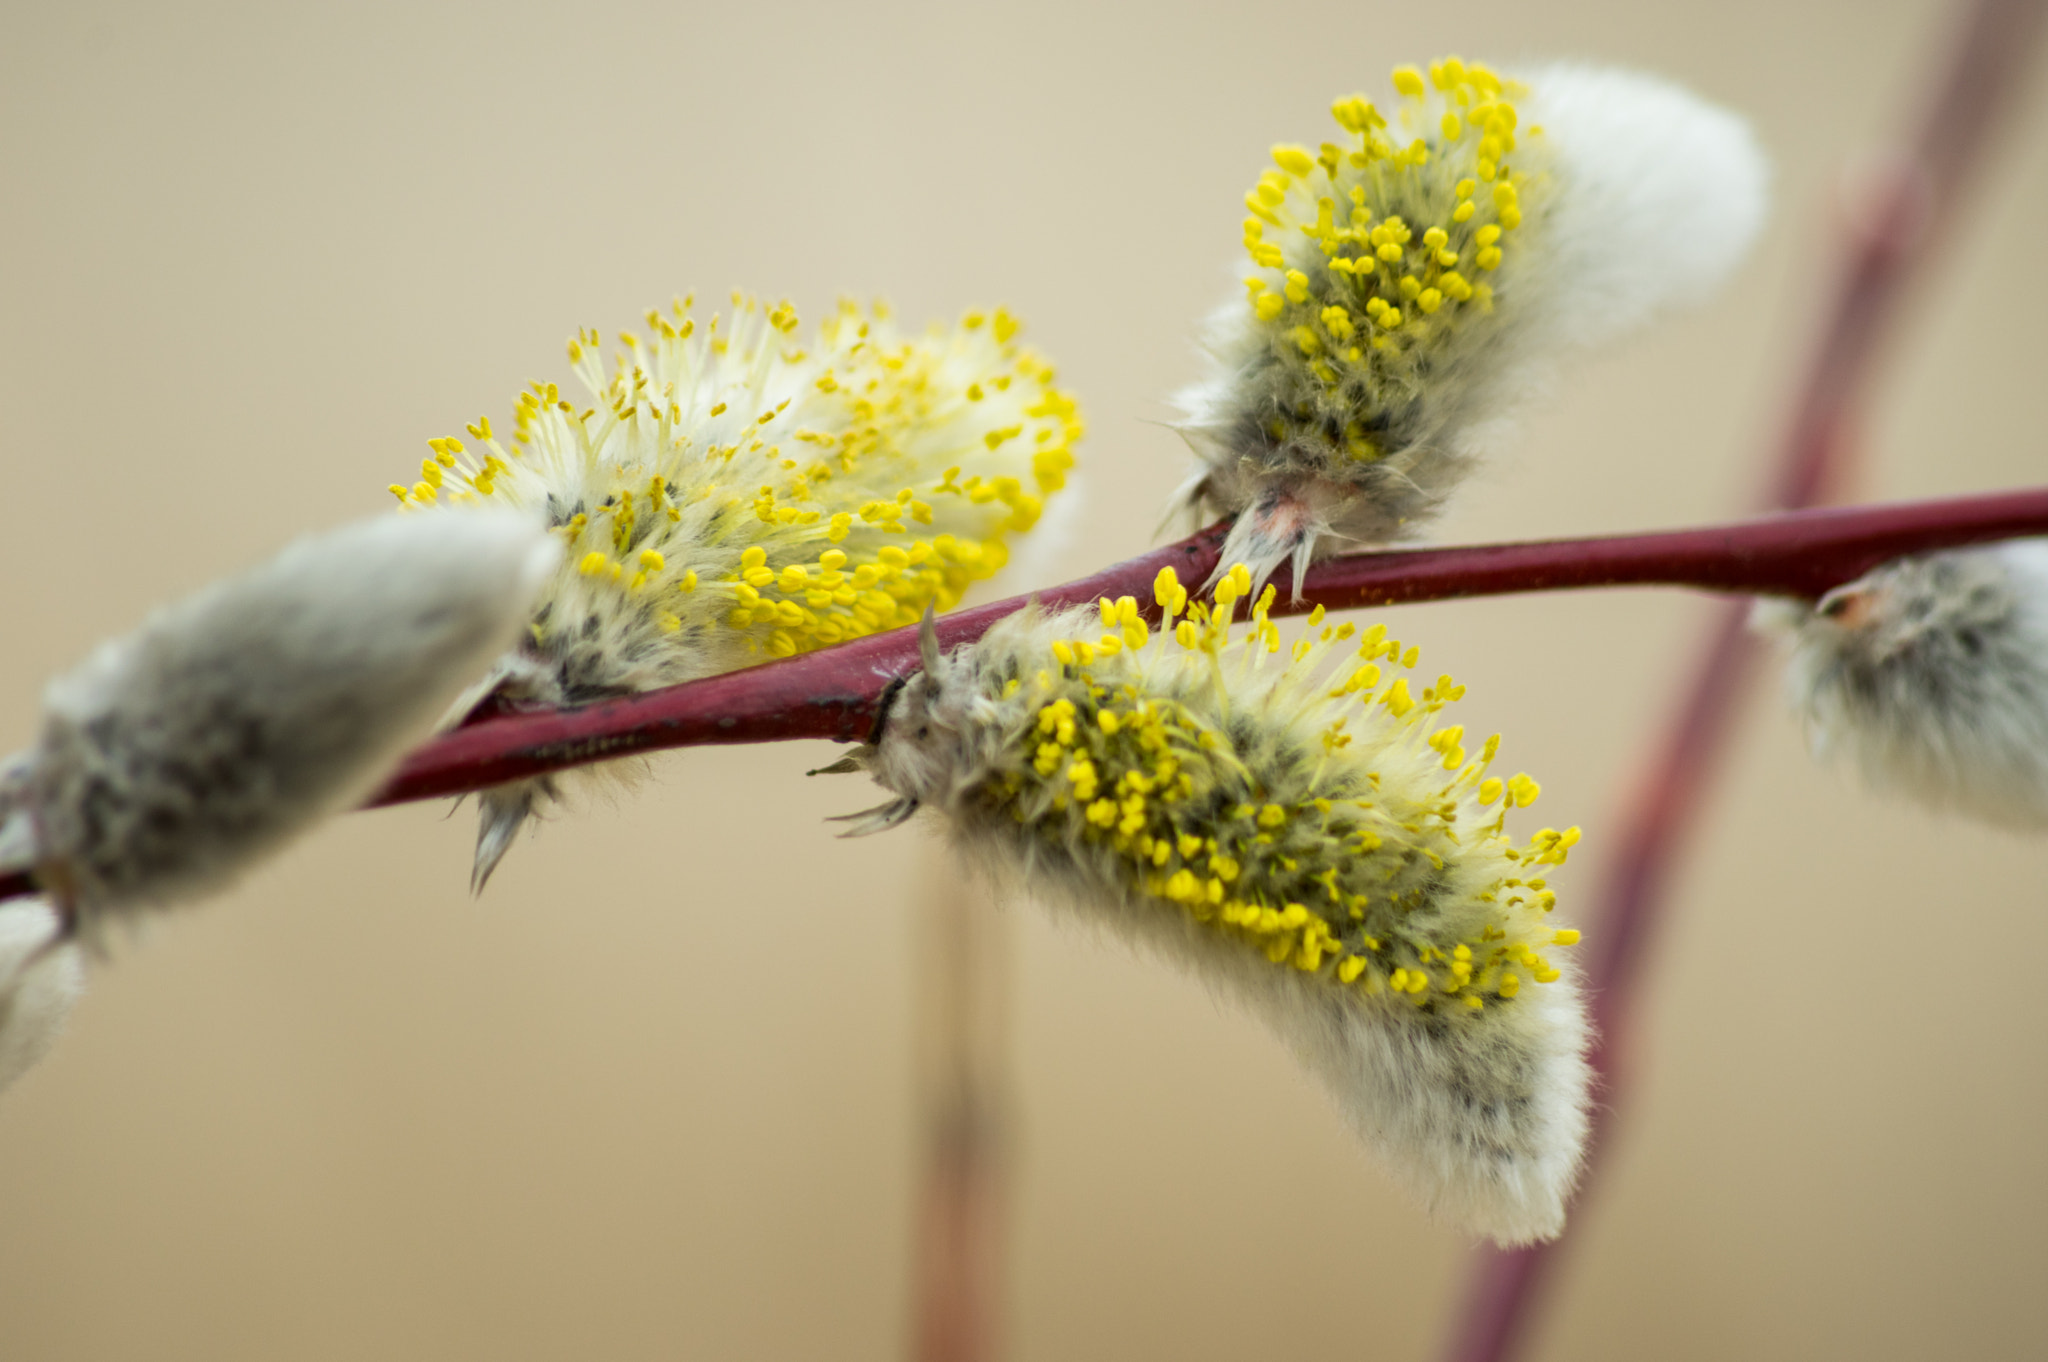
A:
<box><xmin>1440</xmin><ymin>3</ymin><xmax>2048</xmax><ymax>1360</ymax></box>
<box><xmin>909</xmin><ymin>860</ymin><xmax>1011</xmax><ymax>1362</ymax></box>
<box><xmin>359</xmin><ymin>485</ymin><xmax>2048</xmax><ymax>804</ymax></box>
<box><xmin>0</xmin><ymin>485</ymin><xmax>2041</xmax><ymax>910</ymax></box>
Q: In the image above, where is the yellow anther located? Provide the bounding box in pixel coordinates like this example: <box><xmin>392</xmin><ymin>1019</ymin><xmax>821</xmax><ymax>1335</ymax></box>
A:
<box><xmin>1391</xmin><ymin>66</ymin><xmax>1425</xmax><ymax>96</ymax></box>
<box><xmin>639</xmin><ymin>549</ymin><xmax>665</xmax><ymax>571</ymax></box>
<box><xmin>578</xmin><ymin>552</ymin><xmax>608</xmax><ymax>576</ymax></box>
<box><xmin>1272</xmin><ymin>144</ymin><xmax>1316</xmax><ymax>176</ymax></box>
<box><xmin>1331</xmin><ymin>95</ymin><xmax>1383</xmax><ymax>134</ymax></box>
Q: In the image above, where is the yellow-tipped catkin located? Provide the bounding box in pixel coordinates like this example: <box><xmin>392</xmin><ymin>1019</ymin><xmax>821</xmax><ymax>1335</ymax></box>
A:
<box><xmin>392</xmin><ymin>294</ymin><xmax>1081</xmax><ymax>886</ymax></box>
<box><xmin>847</xmin><ymin>570</ymin><xmax>1591</xmax><ymax>1244</ymax></box>
<box><xmin>1176</xmin><ymin>59</ymin><xmax>1766</xmax><ymax>593</ymax></box>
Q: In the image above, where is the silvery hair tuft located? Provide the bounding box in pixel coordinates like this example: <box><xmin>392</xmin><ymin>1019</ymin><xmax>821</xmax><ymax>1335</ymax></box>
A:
<box><xmin>0</xmin><ymin>510</ymin><xmax>558</xmax><ymax>934</ymax></box>
<box><xmin>1756</xmin><ymin>540</ymin><xmax>2048</xmax><ymax>827</ymax></box>
<box><xmin>0</xmin><ymin>900</ymin><xmax>84</xmax><ymax>1095</ymax></box>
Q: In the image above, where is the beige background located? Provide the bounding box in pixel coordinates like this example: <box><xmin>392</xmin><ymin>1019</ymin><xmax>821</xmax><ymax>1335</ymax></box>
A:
<box><xmin>3</xmin><ymin>1</ymin><xmax>2045</xmax><ymax>1358</ymax></box>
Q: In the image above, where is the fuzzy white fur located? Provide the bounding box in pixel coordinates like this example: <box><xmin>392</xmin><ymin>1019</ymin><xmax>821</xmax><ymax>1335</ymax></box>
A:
<box><xmin>852</xmin><ymin>606</ymin><xmax>1592</xmax><ymax>1244</ymax></box>
<box><xmin>1520</xmin><ymin>63</ymin><xmax>1770</xmax><ymax>350</ymax></box>
<box><xmin>1</xmin><ymin>511</ymin><xmax>556</xmax><ymax>929</ymax></box>
<box><xmin>1756</xmin><ymin>541</ymin><xmax>2048</xmax><ymax>826</ymax></box>
<box><xmin>971</xmin><ymin>830</ymin><xmax>1592</xmax><ymax>1244</ymax></box>
<box><xmin>0</xmin><ymin>900</ymin><xmax>84</xmax><ymax>1094</ymax></box>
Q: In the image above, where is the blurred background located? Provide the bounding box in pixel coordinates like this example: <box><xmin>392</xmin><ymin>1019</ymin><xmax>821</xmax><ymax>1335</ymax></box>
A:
<box><xmin>2</xmin><ymin>1</ymin><xmax>2045</xmax><ymax>1358</ymax></box>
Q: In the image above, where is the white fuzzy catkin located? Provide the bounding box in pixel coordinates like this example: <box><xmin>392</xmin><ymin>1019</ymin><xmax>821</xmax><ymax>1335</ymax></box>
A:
<box><xmin>842</xmin><ymin>570</ymin><xmax>1592</xmax><ymax>1244</ymax></box>
<box><xmin>0</xmin><ymin>511</ymin><xmax>557</xmax><ymax>933</ymax></box>
<box><xmin>393</xmin><ymin>294</ymin><xmax>1082</xmax><ymax>887</ymax></box>
<box><xmin>0</xmin><ymin>900</ymin><xmax>84</xmax><ymax>1095</ymax></box>
<box><xmin>1175</xmin><ymin>58</ymin><xmax>1768</xmax><ymax>591</ymax></box>
<box><xmin>1755</xmin><ymin>540</ymin><xmax>2048</xmax><ymax>826</ymax></box>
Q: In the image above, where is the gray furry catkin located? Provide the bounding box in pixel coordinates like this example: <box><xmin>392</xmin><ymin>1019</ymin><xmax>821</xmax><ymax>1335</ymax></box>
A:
<box><xmin>0</xmin><ymin>510</ymin><xmax>558</xmax><ymax>935</ymax></box>
<box><xmin>1756</xmin><ymin>540</ymin><xmax>2048</xmax><ymax>826</ymax></box>
<box><xmin>835</xmin><ymin>571</ymin><xmax>1591</xmax><ymax>1244</ymax></box>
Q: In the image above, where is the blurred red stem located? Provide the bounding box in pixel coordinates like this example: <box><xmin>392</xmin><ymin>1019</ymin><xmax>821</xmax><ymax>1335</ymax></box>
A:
<box><xmin>1440</xmin><ymin>2</ymin><xmax>2048</xmax><ymax>1360</ymax></box>
<box><xmin>910</xmin><ymin>870</ymin><xmax>1010</xmax><ymax>1362</ymax></box>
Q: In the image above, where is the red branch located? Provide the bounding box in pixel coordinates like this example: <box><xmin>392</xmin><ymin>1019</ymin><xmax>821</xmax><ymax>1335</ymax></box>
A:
<box><xmin>0</xmin><ymin>485</ymin><xmax>2041</xmax><ymax>914</ymax></box>
<box><xmin>359</xmin><ymin>486</ymin><xmax>2048</xmax><ymax>807</ymax></box>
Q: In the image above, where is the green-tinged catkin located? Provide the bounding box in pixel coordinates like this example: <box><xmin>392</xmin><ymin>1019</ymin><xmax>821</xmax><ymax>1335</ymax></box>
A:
<box><xmin>1176</xmin><ymin>58</ymin><xmax>1766</xmax><ymax>593</ymax></box>
<box><xmin>848</xmin><ymin>565</ymin><xmax>1593</xmax><ymax>1244</ymax></box>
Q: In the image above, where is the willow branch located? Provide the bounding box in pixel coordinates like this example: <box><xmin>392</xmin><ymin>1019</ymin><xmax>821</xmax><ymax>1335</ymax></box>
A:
<box><xmin>0</xmin><ymin>485</ymin><xmax>2036</xmax><ymax>912</ymax></box>
<box><xmin>363</xmin><ymin>484</ymin><xmax>2048</xmax><ymax>807</ymax></box>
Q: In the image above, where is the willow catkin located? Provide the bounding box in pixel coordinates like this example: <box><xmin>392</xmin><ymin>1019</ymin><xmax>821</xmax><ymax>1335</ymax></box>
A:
<box><xmin>0</xmin><ymin>511</ymin><xmax>555</xmax><ymax>933</ymax></box>
<box><xmin>393</xmin><ymin>295</ymin><xmax>1083</xmax><ymax>886</ymax></box>
<box><xmin>1756</xmin><ymin>540</ymin><xmax>2048</xmax><ymax>827</ymax></box>
<box><xmin>1175</xmin><ymin>58</ymin><xmax>1766</xmax><ymax>593</ymax></box>
<box><xmin>841</xmin><ymin>566</ymin><xmax>1591</xmax><ymax>1244</ymax></box>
